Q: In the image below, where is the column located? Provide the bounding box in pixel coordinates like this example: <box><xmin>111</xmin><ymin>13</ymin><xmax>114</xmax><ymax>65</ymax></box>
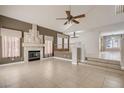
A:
<box><xmin>120</xmin><ymin>38</ymin><xmax>124</xmax><ymax>70</ymax></box>
<box><xmin>81</xmin><ymin>44</ymin><xmax>86</xmax><ymax>63</ymax></box>
<box><xmin>72</xmin><ymin>45</ymin><xmax>77</xmax><ymax>64</ymax></box>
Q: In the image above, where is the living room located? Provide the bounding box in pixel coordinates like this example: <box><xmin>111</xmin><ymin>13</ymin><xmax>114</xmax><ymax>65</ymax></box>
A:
<box><xmin>0</xmin><ymin>3</ymin><xmax>124</xmax><ymax>89</ymax></box>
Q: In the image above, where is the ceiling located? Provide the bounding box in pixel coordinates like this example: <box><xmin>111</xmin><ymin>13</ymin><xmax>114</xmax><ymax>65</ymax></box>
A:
<box><xmin>0</xmin><ymin>5</ymin><xmax>124</xmax><ymax>33</ymax></box>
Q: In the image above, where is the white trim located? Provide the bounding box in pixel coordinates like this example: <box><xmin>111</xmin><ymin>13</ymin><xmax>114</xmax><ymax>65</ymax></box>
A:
<box><xmin>0</xmin><ymin>61</ymin><xmax>24</xmax><ymax>67</ymax></box>
<box><xmin>41</xmin><ymin>57</ymin><xmax>54</xmax><ymax>61</ymax></box>
<box><xmin>53</xmin><ymin>57</ymin><xmax>87</xmax><ymax>64</ymax></box>
<box><xmin>72</xmin><ymin>62</ymin><xmax>78</xmax><ymax>64</ymax></box>
<box><xmin>54</xmin><ymin>57</ymin><xmax>72</xmax><ymax>61</ymax></box>
<box><xmin>80</xmin><ymin>60</ymin><xmax>87</xmax><ymax>63</ymax></box>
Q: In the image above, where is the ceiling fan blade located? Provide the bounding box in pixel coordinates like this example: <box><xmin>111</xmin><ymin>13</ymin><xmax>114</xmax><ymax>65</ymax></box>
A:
<box><xmin>64</xmin><ymin>21</ymin><xmax>68</xmax><ymax>25</ymax></box>
<box><xmin>72</xmin><ymin>20</ymin><xmax>80</xmax><ymax>24</ymax></box>
<box><xmin>73</xmin><ymin>14</ymin><xmax>85</xmax><ymax>19</ymax></box>
<box><xmin>56</xmin><ymin>18</ymin><xmax>67</xmax><ymax>20</ymax></box>
<box><xmin>66</xmin><ymin>11</ymin><xmax>71</xmax><ymax>17</ymax></box>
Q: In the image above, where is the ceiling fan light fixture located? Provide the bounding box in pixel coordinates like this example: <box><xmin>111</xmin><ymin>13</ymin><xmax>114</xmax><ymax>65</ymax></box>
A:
<box><xmin>56</xmin><ymin>6</ymin><xmax>86</xmax><ymax>25</ymax></box>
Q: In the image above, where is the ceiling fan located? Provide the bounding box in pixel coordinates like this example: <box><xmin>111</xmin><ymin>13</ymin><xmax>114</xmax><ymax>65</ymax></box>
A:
<box><xmin>56</xmin><ymin>6</ymin><xmax>86</xmax><ymax>25</ymax></box>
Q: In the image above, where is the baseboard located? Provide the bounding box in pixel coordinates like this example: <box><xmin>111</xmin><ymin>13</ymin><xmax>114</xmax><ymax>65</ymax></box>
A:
<box><xmin>72</xmin><ymin>62</ymin><xmax>78</xmax><ymax>64</ymax></box>
<box><xmin>80</xmin><ymin>60</ymin><xmax>87</xmax><ymax>63</ymax></box>
<box><xmin>0</xmin><ymin>61</ymin><xmax>25</xmax><ymax>67</ymax></box>
<box><xmin>54</xmin><ymin>57</ymin><xmax>72</xmax><ymax>61</ymax></box>
<box><xmin>53</xmin><ymin>57</ymin><xmax>87</xmax><ymax>63</ymax></box>
<box><xmin>41</xmin><ymin>57</ymin><xmax>54</xmax><ymax>61</ymax></box>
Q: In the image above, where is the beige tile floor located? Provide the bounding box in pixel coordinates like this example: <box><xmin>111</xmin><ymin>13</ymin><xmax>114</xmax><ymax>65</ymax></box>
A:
<box><xmin>0</xmin><ymin>58</ymin><xmax>124</xmax><ymax>88</ymax></box>
<box><xmin>87</xmin><ymin>51</ymin><xmax>120</xmax><ymax>61</ymax></box>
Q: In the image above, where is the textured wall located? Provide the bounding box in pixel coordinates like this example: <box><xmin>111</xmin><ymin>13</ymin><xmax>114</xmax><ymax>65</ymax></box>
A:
<box><xmin>0</xmin><ymin>15</ymin><xmax>64</xmax><ymax>64</ymax></box>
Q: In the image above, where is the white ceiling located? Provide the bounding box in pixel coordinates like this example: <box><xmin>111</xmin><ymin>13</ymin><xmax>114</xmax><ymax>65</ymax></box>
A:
<box><xmin>0</xmin><ymin>5</ymin><xmax>124</xmax><ymax>32</ymax></box>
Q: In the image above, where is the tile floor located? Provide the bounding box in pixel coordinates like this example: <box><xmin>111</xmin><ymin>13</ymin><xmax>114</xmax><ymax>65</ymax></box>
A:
<box><xmin>87</xmin><ymin>51</ymin><xmax>120</xmax><ymax>61</ymax></box>
<box><xmin>0</xmin><ymin>58</ymin><xmax>124</xmax><ymax>88</ymax></box>
<box><xmin>99</xmin><ymin>51</ymin><xmax>120</xmax><ymax>61</ymax></box>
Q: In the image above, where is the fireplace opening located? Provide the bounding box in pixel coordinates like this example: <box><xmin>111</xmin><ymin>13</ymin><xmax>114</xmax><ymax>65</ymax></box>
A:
<box><xmin>28</xmin><ymin>51</ymin><xmax>40</xmax><ymax>61</ymax></box>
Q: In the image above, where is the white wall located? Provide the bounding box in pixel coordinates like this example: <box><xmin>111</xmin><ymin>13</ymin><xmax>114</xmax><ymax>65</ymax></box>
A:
<box><xmin>70</xmin><ymin>21</ymin><xmax>124</xmax><ymax>57</ymax></box>
<box><xmin>78</xmin><ymin>30</ymin><xmax>100</xmax><ymax>57</ymax></box>
<box><xmin>67</xmin><ymin>6</ymin><xmax>124</xmax><ymax>32</ymax></box>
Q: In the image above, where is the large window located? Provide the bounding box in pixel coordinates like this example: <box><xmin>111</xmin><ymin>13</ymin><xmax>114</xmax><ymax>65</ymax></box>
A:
<box><xmin>57</xmin><ymin>34</ymin><xmax>69</xmax><ymax>50</ymax></box>
<box><xmin>2</xmin><ymin>36</ymin><xmax>20</xmax><ymax>58</ymax></box>
<box><xmin>1</xmin><ymin>28</ymin><xmax>22</xmax><ymax>58</ymax></box>
<box><xmin>104</xmin><ymin>35</ymin><xmax>121</xmax><ymax>49</ymax></box>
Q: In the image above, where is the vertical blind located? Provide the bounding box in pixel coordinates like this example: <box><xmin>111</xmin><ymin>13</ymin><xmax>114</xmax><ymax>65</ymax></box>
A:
<box><xmin>57</xmin><ymin>37</ymin><xmax>62</xmax><ymax>49</ymax></box>
<box><xmin>0</xmin><ymin>28</ymin><xmax>22</xmax><ymax>58</ymax></box>
<box><xmin>45</xmin><ymin>36</ymin><xmax>53</xmax><ymax>57</ymax></box>
<box><xmin>2</xmin><ymin>36</ymin><xmax>20</xmax><ymax>58</ymax></box>
<box><xmin>64</xmin><ymin>38</ymin><xmax>68</xmax><ymax>49</ymax></box>
<box><xmin>115</xmin><ymin>5</ymin><xmax>124</xmax><ymax>15</ymax></box>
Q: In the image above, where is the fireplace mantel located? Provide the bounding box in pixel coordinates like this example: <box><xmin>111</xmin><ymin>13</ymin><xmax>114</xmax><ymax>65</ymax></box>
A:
<box><xmin>22</xmin><ymin>43</ymin><xmax>44</xmax><ymax>47</ymax></box>
<box><xmin>22</xmin><ymin>24</ymin><xmax>44</xmax><ymax>62</ymax></box>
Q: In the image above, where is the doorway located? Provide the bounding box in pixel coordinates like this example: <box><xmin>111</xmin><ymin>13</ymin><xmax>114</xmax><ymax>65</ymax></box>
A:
<box><xmin>100</xmin><ymin>34</ymin><xmax>121</xmax><ymax>61</ymax></box>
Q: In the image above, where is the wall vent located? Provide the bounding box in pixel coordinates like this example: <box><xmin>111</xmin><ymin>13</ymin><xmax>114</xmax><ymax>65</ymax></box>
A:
<box><xmin>115</xmin><ymin>5</ymin><xmax>124</xmax><ymax>15</ymax></box>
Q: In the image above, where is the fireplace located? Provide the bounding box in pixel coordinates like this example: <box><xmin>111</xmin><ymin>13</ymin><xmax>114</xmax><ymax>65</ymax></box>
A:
<box><xmin>23</xmin><ymin>24</ymin><xmax>44</xmax><ymax>62</ymax></box>
<box><xmin>28</xmin><ymin>51</ymin><xmax>40</xmax><ymax>61</ymax></box>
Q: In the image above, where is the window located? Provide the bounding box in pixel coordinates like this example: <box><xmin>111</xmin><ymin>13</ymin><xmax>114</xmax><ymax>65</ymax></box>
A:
<box><xmin>57</xmin><ymin>34</ymin><xmax>69</xmax><ymax>50</ymax></box>
<box><xmin>1</xmin><ymin>28</ymin><xmax>22</xmax><ymax>58</ymax></box>
<box><xmin>64</xmin><ymin>38</ymin><xmax>68</xmax><ymax>49</ymax></box>
<box><xmin>57</xmin><ymin>37</ymin><xmax>62</xmax><ymax>49</ymax></box>
<box><xmin>45</xmin><ymin>36</ymin><xmax>53</xmax><ymax>57</ymax></box>
<box><xmin>2</xmin><ymin>36</ymin><xmax>20</xmax><ymax>58</ymax></box>
<box><xmin>104</xmin><ymin>35</ymin><xmax>121</xmax><ymax>49</ymax></box>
